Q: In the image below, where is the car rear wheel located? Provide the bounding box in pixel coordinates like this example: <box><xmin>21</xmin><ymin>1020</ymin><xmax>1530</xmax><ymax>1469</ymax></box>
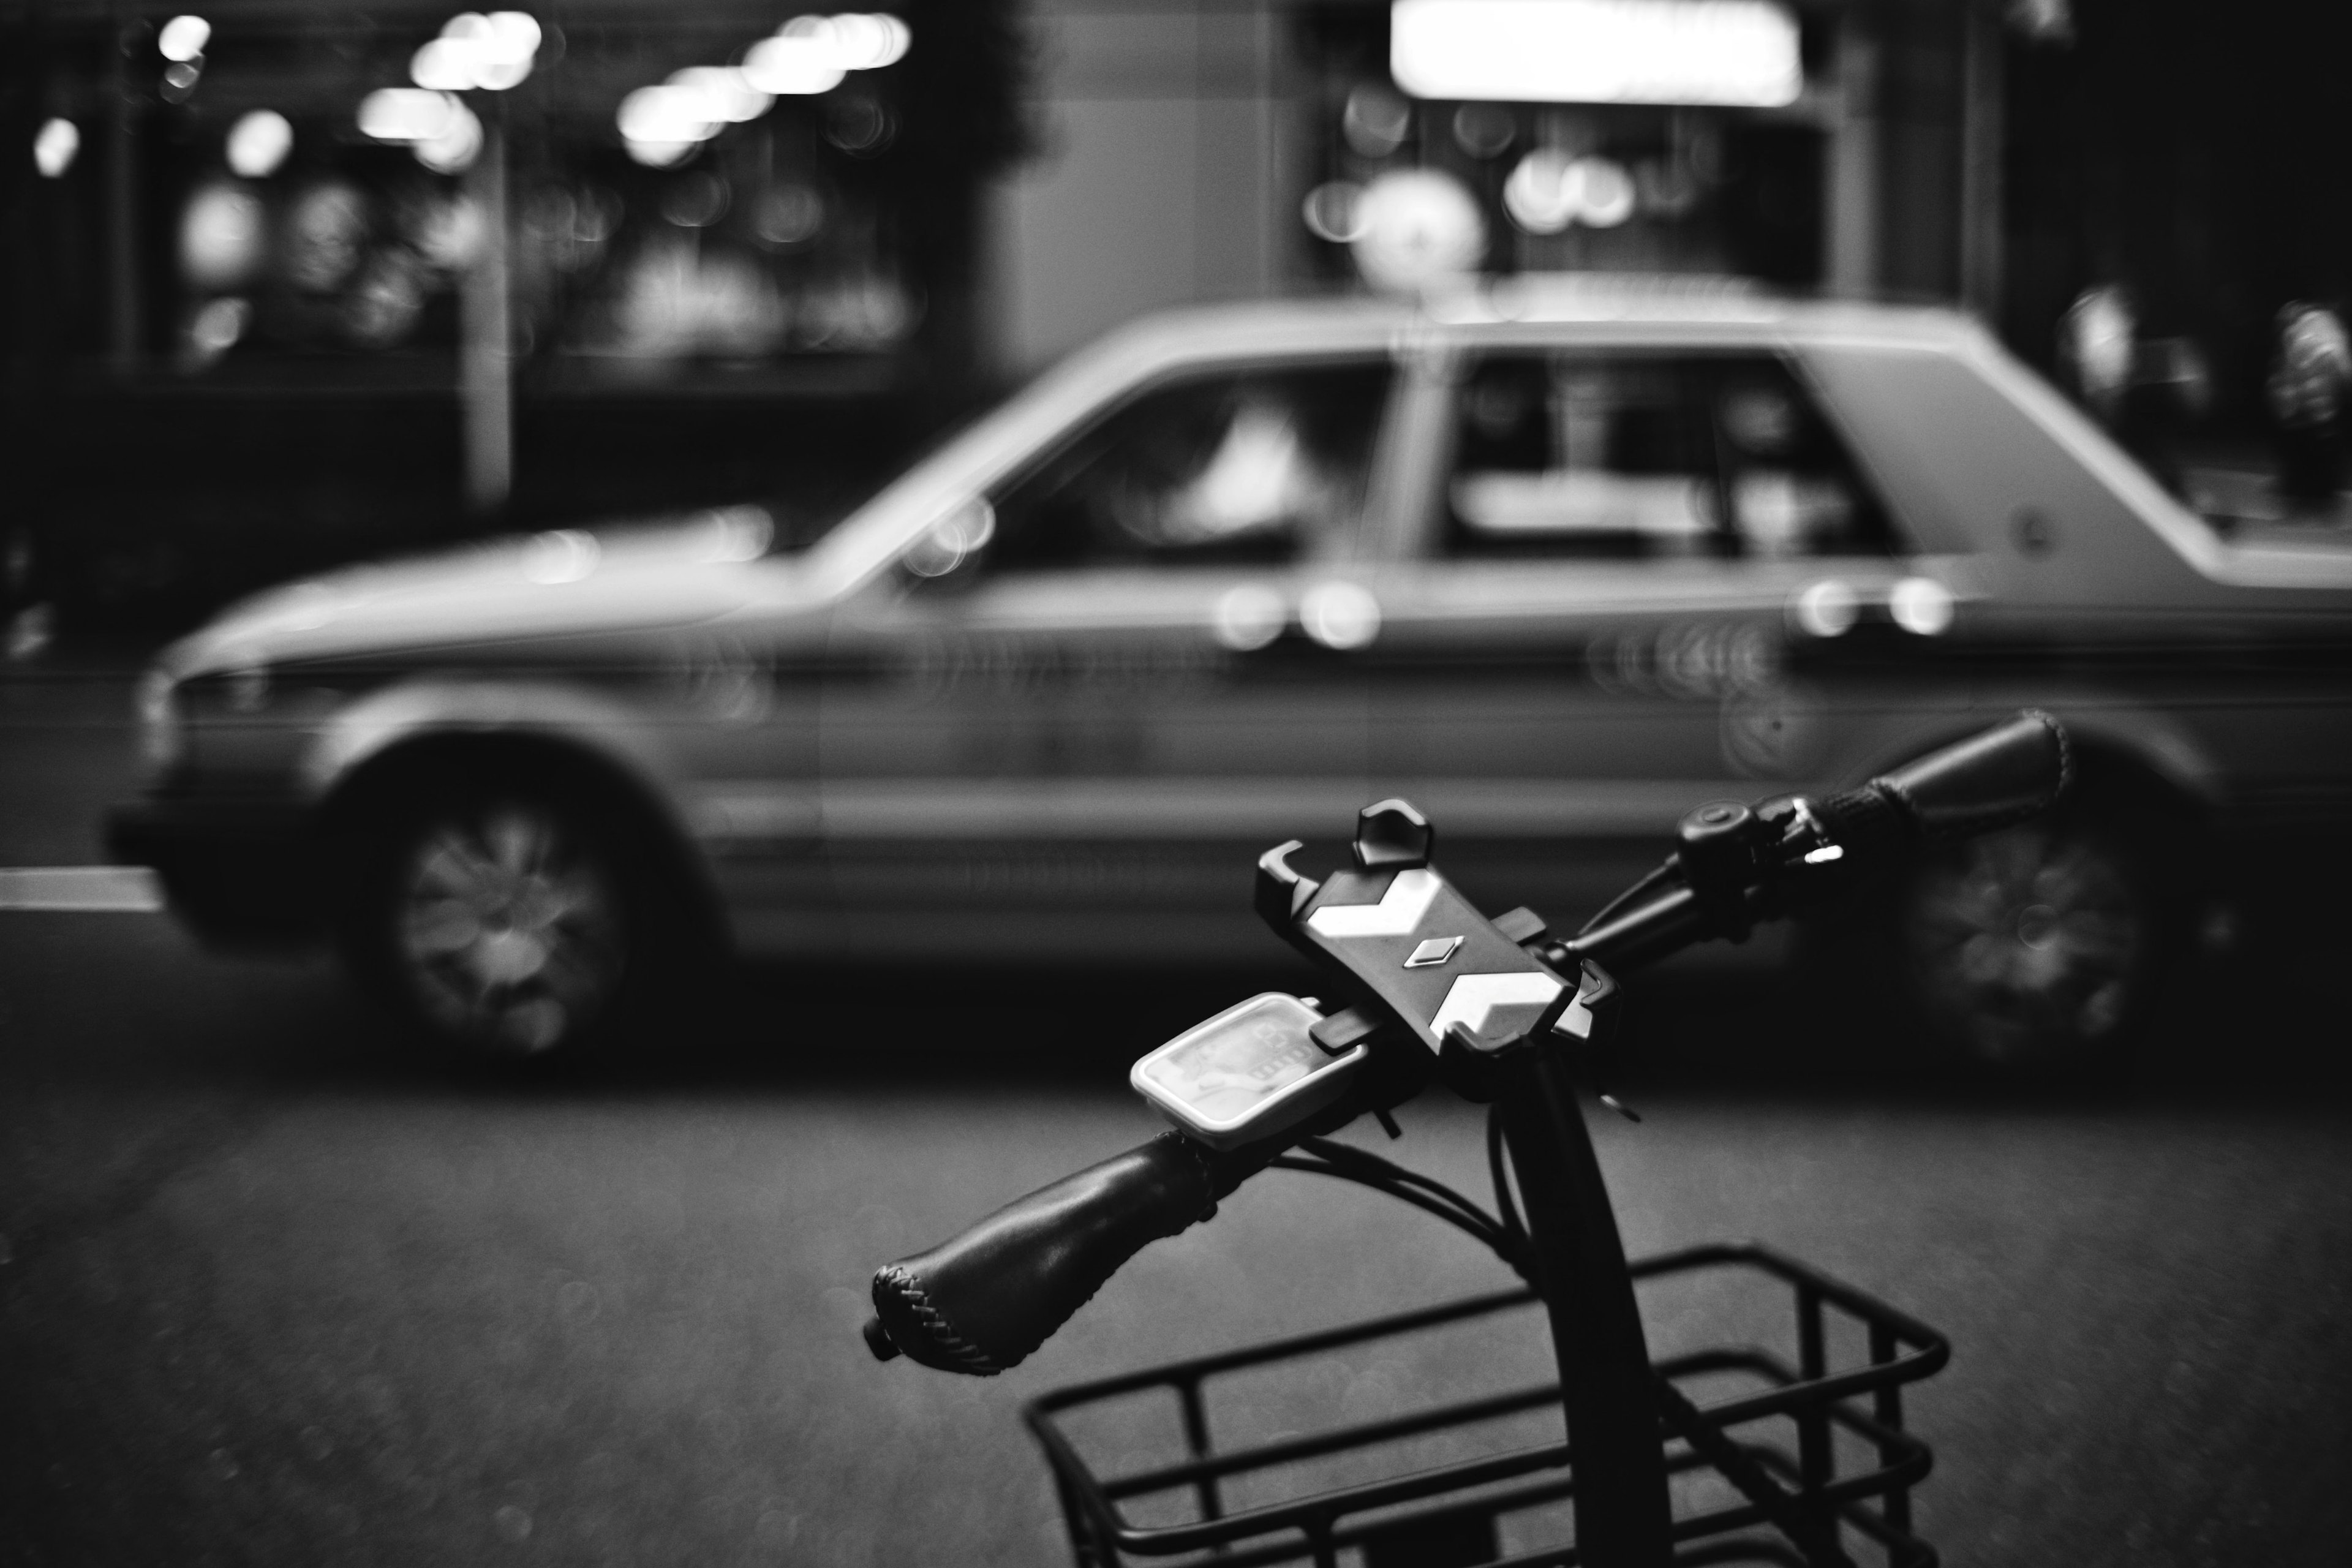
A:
<box><xmin>341</xmin><ymin>771</ymin><xmax>690</xmax><ymax>1059</ymax></box>
<box><xmin>1889</xmin><ymin>805</ymin><xmax>2182</xmax><ymax>1074</ymax></box>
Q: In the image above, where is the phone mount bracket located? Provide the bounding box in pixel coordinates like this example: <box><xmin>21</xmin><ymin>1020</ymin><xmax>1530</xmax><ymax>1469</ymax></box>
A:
<box><xmin>1257</xmin><ymin>799</ymin><xmax>1619</xmax><ymax>1100</ymax></box>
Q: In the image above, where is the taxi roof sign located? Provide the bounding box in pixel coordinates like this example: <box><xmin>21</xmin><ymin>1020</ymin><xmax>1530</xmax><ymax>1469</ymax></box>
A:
<box><xmin>1391</xmin><ymin>0</ymin><xmax>1804</xmax><ymax>108</ymax></box>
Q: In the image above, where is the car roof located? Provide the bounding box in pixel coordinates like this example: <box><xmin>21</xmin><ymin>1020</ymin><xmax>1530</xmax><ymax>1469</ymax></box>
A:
<box><xmin>1088</xmin><ymin>277</ymin><xmax>1985</xmax><ymax>363</ymax></box>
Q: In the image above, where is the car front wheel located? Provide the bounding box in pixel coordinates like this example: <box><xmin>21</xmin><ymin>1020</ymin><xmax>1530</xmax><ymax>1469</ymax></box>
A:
<box><xmin>341</xmin><ymin>774</ymin><xmax>682</xmax><ymax>1058</ymax></box>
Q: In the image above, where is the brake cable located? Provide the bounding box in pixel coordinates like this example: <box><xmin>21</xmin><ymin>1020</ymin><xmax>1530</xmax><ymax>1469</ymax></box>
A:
<box><xmin>1258</xmin><ymin>1107</ymin><xmax>1600</xmax><ymax>1290</ymax></box>
<box><xmin>1574</xmin><ymin>859</ymin><xmax>1681</xmax><ymax>938</ymax></box>
<box><xmin>1269</xmin><ymin>1136</ymin><xmax>1533</xmax><ymax>1282</ymax></box>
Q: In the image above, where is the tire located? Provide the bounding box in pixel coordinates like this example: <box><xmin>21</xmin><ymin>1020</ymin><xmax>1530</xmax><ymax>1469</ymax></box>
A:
<box><xmin>337</xmin><ymin>764</ymin><xmax>696</xmax><ymax>1060</ymax></box>
<box><xmin>1882</xmin><ymin>796</ymin><xmax>2191</xmax><ymax>1076</ymax></box>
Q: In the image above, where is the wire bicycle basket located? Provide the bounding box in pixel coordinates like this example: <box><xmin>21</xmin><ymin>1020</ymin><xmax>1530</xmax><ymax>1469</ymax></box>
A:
<box><xmin>1027</xmin><ymin>1241</ymin><xmax>1948</xmax><ymax>1568</ymax></box>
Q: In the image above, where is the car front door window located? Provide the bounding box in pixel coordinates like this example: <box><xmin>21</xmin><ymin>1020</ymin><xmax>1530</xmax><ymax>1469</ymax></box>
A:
<box><xmin>988</xmin><ymin>363</ymin><xmax>1395</xmax><ymax>571</ymax></box>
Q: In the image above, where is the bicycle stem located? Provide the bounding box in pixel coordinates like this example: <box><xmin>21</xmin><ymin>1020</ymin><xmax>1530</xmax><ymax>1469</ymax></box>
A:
<box><xmin>1492</xmin><ymin>1038</ymin><xmax>1678</xmax><ymax>1568</ymax></box>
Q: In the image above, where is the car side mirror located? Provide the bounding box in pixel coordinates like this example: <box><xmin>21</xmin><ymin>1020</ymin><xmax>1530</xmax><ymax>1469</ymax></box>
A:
<box><xmin>898</xmin><ymin>497</ymin><xmax>997</xmax><ymax>589</ymax></box>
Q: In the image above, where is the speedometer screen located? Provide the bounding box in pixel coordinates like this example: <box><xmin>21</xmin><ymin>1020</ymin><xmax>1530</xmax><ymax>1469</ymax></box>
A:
<box><xmin>1131</xmin><ymin>993</ymin><xmax>1366</xmax><ymax>1148</ymax></box>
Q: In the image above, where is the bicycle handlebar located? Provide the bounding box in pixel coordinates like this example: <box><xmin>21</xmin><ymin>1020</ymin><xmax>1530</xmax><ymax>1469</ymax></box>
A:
<box><xmin>1561</xmin><ymin>709</ymin><xmax>2070</xmax><ymax>970</ymax></box>
<box><xmin>865</xmin><ymin>1131</ymin><xmax>1281</xmax><ymax>1373</ymax></box>
<box><xmin>863</xmin><ymin>710</ymin><xmax>2070</xmax><ymax>1375</ymax></box>
<box><xmin>1815</xmin><ymin>707</ymin><xmax>2071</xmax><ymax>860</ymax></box>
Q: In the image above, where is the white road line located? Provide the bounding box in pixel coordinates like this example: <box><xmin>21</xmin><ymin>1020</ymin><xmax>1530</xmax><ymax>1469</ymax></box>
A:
<box><xmin>0</xmin><ymin>867</ymin><xmax>165</xmax><ymax>913</ymax></box>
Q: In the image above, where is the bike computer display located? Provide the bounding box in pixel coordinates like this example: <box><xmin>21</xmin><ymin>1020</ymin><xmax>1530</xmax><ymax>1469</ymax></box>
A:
<box><xmin>1131</xmin><ymin>993</ymin><xmax>1368</xmax><ymax>1150</ymax></box>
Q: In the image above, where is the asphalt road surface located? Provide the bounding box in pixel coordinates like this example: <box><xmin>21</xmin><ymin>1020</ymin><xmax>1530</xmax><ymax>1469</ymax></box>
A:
<box><xmin>4</xmin><ymin>656</ymin><xmax>2350</xmax><ymax>1567</ymax></box>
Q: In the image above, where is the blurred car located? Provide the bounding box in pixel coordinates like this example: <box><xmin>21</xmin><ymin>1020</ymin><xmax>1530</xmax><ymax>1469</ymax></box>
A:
<box><xmin>108</xmin><ymin>278</ymin><xmax>2352</xmax><ymax>1068</ymax></box>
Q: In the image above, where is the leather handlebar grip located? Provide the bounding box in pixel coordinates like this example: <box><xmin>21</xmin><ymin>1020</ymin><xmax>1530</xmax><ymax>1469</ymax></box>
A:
<box><xmin>865</xmin><ymin>1131</ymin><xmax>1231</xmax><ymax>1376</ymax></box>
<box><xmin>1817</xmin><ymin>709</ymin><xmax>2071</xmax><ymax>865</ymax></box>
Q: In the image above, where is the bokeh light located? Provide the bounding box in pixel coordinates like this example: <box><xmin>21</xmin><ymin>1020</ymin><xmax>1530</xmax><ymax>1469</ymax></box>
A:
<box><xmin>157</xmin><ymin>14</ymin><xmax>211</xmax><ymax>62</ymax></box>
<box><xmin>1503</xmin><ymin>148</ymin><xmax>1574</xmax><ymax>233</ymax></box>
<box><xmin>1341</xmin><ymin>83</ymin><xmax>1411</xmax><ymax>159</ymax></box>
<box><xmin>1794</xmin><ymin>578</ymin><xmax>1858</xmax><ymax>639</ymax></box>
<box><xmin>826</xmin><ymin>12</ymin><xmax>911</xmax><ymax>70</ymax></box>
<box><xmin>1212</xmin><ymin>583</ymin><xmax>1287</xmax><ymax>651</ymax></box>
<box><xmin>410</xmin><ymin>195</ymin><xmax>488</xmax><ymax>269</ymax></box>
<box><xmin>179</xmin><ymin>181</ymin><xmax>266</xmax><ymax>290</ymax></box>
<box><xmin>1300</xmin><ymin>181</ymin><xmax>1366</xmax><ymax>243</ymax></box>
<box><xmin>1300</xmin><ymin>581</ymin><xmax>1381</xmax><ymax>650</ymax></box>
<box><xmin>1502</xmin><ymin>149</ymin><xmax>1637</xmax><ymax>233</ymax></box>
<box><xmin>624</xmin><ymin>15</ymin><xmax>907</xmax><ymax>162</ymax></box>
<box><xmin>410</xmin><ymin>37</ymin><xmax>475</xmax><ymax>92</ymax></box>
<box><xmin>752</xmin><ymin>183</ymin><xmax>826</xmax><ymax>247</ymax></box>
<box><xmin>1349</xmin><ymin>168</ymin><xmax>1484</xmax><ymax>292</ymax></box>
<box><xmin>413</xmin><ymin>101</ymin><xmax>485</xmax><ymax>173</ymax></box>
<box><xmin>32</xmin><ymin>118</ymin><xmax>78</xmax><ymax>178</ymax></box>
<box><xmin>225</xmin><ymin>110</ymin><xmax>293</xmax><ymax>179</ymax></box>
<box><xmin>900</xmin><ymin>501</ymin><xmax>995</xmax><ymax>579</ymax></box>
<box><xmin>669</xmin><ymin>66</ymin><xmax>773</xmax><ymax>125</ymax></box>
<box><xmin>622</xmin><ymin>139</ymin><xmax>695</xmax><ymax>170</ymax></box>
<box><xmin>659</xmin><ymin>171</ymin><xmax>731</xmax><ymax>228</ymax></box>
<box><xmin>412</xmin><ymin>11</ymin><xmax>541</xmax><ymax>93</ymax></box>
<box><xmin>618</xmin><ymin>84</ymin><xmax>718</xmax><ymax>165</ymax></box>
<box><xmin>742</xmin><ymin>12</ymin><xmax>908</xmax><ymax>94</ymax></box>
<box><xmin>1573</xmin><ymin>157</ymin><xmax>1635</xmax><ymax>227</ymax></box>
<box><xmin>186</xmin><ymin>296</ymin><xmax>251</xmax><ymax>363</ymax></box>
<box><xmin>824</xmin><ymin>94</ymin><xmax>895</xmax><ymax>156</ymax></box>
<box><xmin>358</xmin><ymin>88</ymin><xmax>461</xmax><ymax>143</ymax></box>
<box><xmin>1891</xmin><ymin>576</ymin><xmax>1956</xmax><ymax>637</ymax></box>
<box><xmin>1452</xmin><ymin>103</ymin><xmax>1516</xmax><ymax>159</ymax></box>
<box><xmin>741</xmin><ymin>32</ymin><xmax>846</xmax><ymax>97</ymax></box>
<box><xmin>282</xmin><ymin>183</ymin><xmax>368</xmax><ymax>292</ymax></box>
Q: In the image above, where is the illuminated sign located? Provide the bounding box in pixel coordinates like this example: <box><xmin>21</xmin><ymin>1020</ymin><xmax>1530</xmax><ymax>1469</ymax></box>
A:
<box><xmin>1390</xmin><ymin>0</ymin><xmax>1803</xmax><ymax>107</ymax></box>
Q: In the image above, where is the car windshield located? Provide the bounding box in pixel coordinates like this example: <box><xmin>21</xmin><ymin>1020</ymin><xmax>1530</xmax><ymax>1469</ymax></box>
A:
<box><xmin>723</xmin><ymin>399</ymin><xmax>1005</xmax><ymax>556</ymax></box>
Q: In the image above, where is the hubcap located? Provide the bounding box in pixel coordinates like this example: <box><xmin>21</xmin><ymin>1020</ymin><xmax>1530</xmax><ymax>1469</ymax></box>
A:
<box><xmin>395</xmin><ymin>803</ymin><xmax>624</xmax><ymax>1052</ymax></box>
<box><xmin>1903</xmin><ymin>824</ymin><xmax>2145</xmax><ymax>1065</ymax></box>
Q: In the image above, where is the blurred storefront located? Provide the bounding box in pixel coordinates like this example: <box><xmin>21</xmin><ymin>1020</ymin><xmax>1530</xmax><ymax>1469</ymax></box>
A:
<box><xmin>1</xmin><ymin>0</ymin><xmax>1025</xmax><ymax>624</ymax></box>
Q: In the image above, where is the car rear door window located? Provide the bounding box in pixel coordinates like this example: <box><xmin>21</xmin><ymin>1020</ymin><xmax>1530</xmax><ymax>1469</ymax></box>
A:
<box><xmin>1442</xmin><ymin>352</ymin><xmax>1899</xmax><ymax>560</ymax></box>
<box><xmin>990</xmin><ymin>361</ymin><xmax>1395</xmax><ymax>571</ymax></box>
